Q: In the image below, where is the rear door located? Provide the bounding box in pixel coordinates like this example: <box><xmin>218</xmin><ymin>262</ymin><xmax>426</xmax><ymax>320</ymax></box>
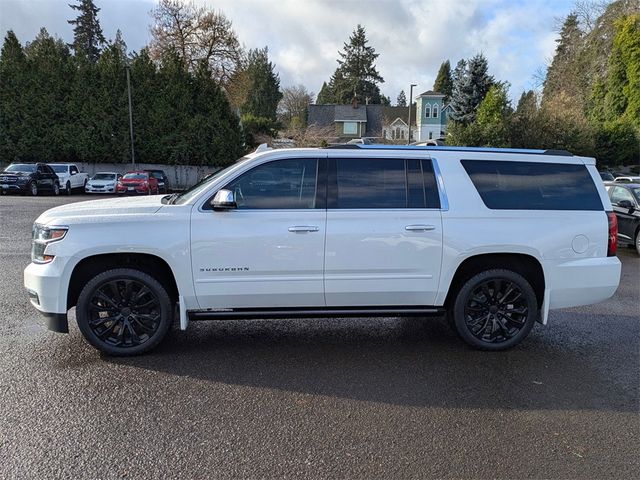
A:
<box><xmin>324</xmin><ymin>156</ymin><xmax>443</xmax><ymax>306</ymax></box>
<box><xmin>609</xmin><ymin>186</ymin><xmax>638</xmax><ymax>242</ymax></box>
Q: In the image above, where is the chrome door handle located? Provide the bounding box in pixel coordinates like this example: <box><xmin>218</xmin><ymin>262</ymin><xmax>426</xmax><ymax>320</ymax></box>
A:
<box><xmin>405</xmin><ymin>224</ymin><xmax>436</xmax><ymax>232</ymax></box>
<box><xmin>288</xmin><ymin>226</ymin><xmax>319</xmax><ymax>233</ymax></box>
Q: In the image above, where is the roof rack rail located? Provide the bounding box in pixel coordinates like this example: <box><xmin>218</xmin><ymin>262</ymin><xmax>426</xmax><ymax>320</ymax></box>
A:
<box><xmin>322</xmin><ymin>144</ymin><xmax>573</xmax><ymax>156</ymax></box>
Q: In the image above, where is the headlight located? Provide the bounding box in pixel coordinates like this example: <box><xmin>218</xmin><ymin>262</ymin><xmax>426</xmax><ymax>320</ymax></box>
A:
<box><xmin>31</xmin><ymin>224</ymin><xmax>68</xmax><ymax>263</ymax></box>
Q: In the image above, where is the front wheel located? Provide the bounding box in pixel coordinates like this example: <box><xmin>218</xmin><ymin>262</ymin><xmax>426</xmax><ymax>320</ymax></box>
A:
<box><xmin>29</xmin><ymin>181</ymin><xmax>38</xmax><ymax>196</ymax></box>
<box><xmin>635</xmin><ymin>230</ymin><xmax>640</xmax><ymax>256</ymax></box>
<box><xmin>451</xmin><ymin>269</ymin><xmax>538</xmax><ymax>351</ymax></box>
<box><xmin>76</xmin><ymin>268</ymin><xmax>174</xmax><ymax>356</ymax></box>
<box><xmin>53</xmin><ymin>182</ymin><xmax>60</xmax><ymax>196</ymax></box>
<box><xmin>65</xmin><ymin>181</ymin><xmax>71</xmax><ymax>195</ymax></box>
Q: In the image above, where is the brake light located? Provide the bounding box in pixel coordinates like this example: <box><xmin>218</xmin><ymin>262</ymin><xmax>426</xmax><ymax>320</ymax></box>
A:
<box><xmin>607</xmin><ymin>211</ymin><xmax>617</xmax><ymax>257</ymax></box>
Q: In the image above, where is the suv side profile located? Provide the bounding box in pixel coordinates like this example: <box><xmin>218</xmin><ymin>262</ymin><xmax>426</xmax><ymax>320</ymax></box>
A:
<box><xmin>1</xmin><ymin>163</ymin><xmax>60</xmax><ymax>196</ymax></box>
<box><xmin>24</xmin><ymin>145</ymin><xmax>621</xmax><ymax>356</ymax></box>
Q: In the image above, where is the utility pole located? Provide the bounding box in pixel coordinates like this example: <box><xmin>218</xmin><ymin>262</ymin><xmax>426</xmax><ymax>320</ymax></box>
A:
<box><xmin>125</xmin><ymin>64</ymin><xmax>135</xmax><ymax>169</ymax></box>
<box><xmin>407</xmin><ymin>84</ymin><xmax>417</xmax><ymax>145</ymax></box>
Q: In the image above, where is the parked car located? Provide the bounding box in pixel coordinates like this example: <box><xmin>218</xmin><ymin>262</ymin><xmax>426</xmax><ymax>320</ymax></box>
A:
<box><xmin>116</xmin><ymin>171</ymin><xmax>159</xmax><ymax>195</ymax></box>
<box><xmin>599</xmin><ymin>171</ymin><xmax>615</xmax><ymax>181</ymax></box>
<box><xmin>614</xmin><ymin>176</ymin><xmax>640</xmax><ymax>183</ymax></box>
<box><xmin>606</xmin><ymin>182</ymin><xmax>640</xmax><ymax>255</ymax></box>
<box><xmin>85</xmin><ymin>172</ymin><xmax>122</xmax><ymax>194</ymax></box>
<box><xmin>48</xmin><ymin>163</ymin><xmax>89</xmax><ymax>195</ymax></box>
<box><xmin>1</xmin><ymin>163</ymin><xmax>60</xmax><ymax>196</ymax></box>
<box><xmin>144</xmin><ymin>169</ymin><xmax>169</xmax><ymax>193</ymax></box>
<box><xmin>24</xmin><ymin>145</ymin><xmax>621</xmax><ymax>356</ymax></box>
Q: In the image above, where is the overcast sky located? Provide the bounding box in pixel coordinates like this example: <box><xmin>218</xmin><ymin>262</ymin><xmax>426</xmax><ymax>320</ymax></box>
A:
<box><xmin>0</xmin><ymin>0</ymin><xmax>575</xmax><ymax>102</ymax></box>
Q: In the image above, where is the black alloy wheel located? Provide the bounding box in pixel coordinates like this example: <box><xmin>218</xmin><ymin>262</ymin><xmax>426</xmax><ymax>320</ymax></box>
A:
<box><xmin>66</xmin><ymin>181</ymin><xmax>72</xmax><ymax>195</ymax></box>
<box><xmin>451</xmin><ymin>269</ymin><xmax>538</xmax><ymax>350</ymax></box>
<box><xmin>53</xmin><ymin>182</ymin><xmax>60</xmax><ymax>196</ymax></box>
<box><xmin>76</xmin><ymin>268</ymin><xmax>173</xmax><ymax>356</ymax></box>
<box><xmin>29</xmin><ymin>181</ymin><xmax>38</xmax><ymax>196</ymax></box>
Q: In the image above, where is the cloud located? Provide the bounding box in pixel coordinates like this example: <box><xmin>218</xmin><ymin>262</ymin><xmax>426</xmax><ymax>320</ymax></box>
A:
<box><xmin>0</xmin><ymin>0</ymin><xmax>575</xmax><ymax>101</ymax></box>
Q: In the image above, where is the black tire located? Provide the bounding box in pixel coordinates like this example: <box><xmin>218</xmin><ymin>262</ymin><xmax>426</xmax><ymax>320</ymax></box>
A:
<box><xmin>451</xmin><ymin>269</ymin><xmax>538</xmax><ymax>351</ymax></box>
<box><xmin>28</xmin><ymin>181</ymin><xmax>38</xmax><ymax>196</ymax></box>
<box><xmin>65</xmin><ymin>181</ymin><xmax>71</xmax><ymax>195</ymax></box>
<box><xmin>52</xmin><ymin>181</ymin><xmax>60</xmax><ymax>196</ymax></box>
<box><xmin>635</xmin><ymin>230</ymin><xmax>640</xmax><ymax>256</ymax></box>
<box><xmin>76</xmin><ymin>268</ymin><xmax>173</xmax><ymax>356</ymax></box>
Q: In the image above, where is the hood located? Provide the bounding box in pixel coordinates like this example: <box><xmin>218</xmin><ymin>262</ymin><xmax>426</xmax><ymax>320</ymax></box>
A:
<box><xmin>1</xmin><ymin>172</ymin><xmax>32</xmax><ymax>178</ymax></box>
<box><xmin>36</xmin><ymin>195</ymin><xmax>165</xmax><ymax>225</ymax></box>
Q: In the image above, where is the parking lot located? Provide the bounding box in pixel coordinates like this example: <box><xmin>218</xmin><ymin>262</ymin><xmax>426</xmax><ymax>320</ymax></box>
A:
<box><xmin>0</xmin><ymin>194</ymin><xmax>638</xmax><ymax>479</ymax></box>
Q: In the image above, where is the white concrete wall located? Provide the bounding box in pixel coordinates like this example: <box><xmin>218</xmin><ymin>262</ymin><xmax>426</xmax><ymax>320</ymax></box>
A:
<box><xmin>77</xmin><ymin>162</ymin><xmax>221</xmax><ymax>190</ymax></box>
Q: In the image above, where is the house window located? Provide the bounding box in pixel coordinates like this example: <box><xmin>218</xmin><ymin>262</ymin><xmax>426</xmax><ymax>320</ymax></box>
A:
<box><xmin>395</xmin><ymin>127</ymin><xmax>401</xmax><ymax>139</ymax></box>
<box><xmin>433</xmin><ymin>105</ymin><xmax>438</xmax><ymax>118</ymax></box>
<box><xmin>401</xmin><ymin>129</ymin><xmax>405</xmax><ymax>139</ymax></box>
<box><xmin>344</xmin><ymin>122</ymin><xmax>358</xmax><ymax>135</ymax></box>
<box><xmin>425</xmin><ymin>104</ymin><xmax>431</xmax><ymax>118</ymax></box>
<box><xmin>429</xmin><ymin>131</ymin><xmax>433</xmax><ymax>140</ymax></box>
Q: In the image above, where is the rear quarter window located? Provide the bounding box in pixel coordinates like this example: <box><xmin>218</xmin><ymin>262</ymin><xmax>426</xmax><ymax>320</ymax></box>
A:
<box><xmin>461</xmin><ymin>160</ymin><xmax>603</xmax><ymax>211</ymax></box>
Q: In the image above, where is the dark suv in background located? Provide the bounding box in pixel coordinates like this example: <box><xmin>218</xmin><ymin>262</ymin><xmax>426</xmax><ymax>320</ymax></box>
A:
<box><xmin>144</xmin><ymin>169</ymin><xmax>169</xmax><ymax>193</ymax></box>
<box><xmin>0</xmin><ymin>163</ymin><xmax>60</xmax><ymax>196</ymax></box>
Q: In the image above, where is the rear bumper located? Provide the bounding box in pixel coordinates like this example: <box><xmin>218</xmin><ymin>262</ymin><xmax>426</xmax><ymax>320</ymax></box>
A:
<box><xmin>544</xmin><ymin>256</ymin><xmax>621</xmax><ymax>310</ymax></box>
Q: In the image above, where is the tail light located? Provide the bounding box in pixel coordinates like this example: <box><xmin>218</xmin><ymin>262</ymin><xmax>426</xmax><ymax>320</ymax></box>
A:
<box><xmin>607</xmin><ymin>211</ymin><xmax>618</xmax><ymax>257</ymax></box>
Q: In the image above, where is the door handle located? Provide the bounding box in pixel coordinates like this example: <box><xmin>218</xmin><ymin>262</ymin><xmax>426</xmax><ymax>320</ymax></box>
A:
<box><xmin>288</xmin><ymin>226</ymin><xmax>319</xmax><ymax>233</ymax></box>
<box><xmin>405</xmin><ymin>224</ymin><xmax>436</xmax><ymax>232</ymax></box>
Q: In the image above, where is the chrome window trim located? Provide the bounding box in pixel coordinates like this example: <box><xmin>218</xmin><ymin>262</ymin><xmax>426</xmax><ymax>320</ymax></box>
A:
<box><xmin>430</xmin><ymin>157</ymin><xmax>449</xmax><ymax>211</ymax></box>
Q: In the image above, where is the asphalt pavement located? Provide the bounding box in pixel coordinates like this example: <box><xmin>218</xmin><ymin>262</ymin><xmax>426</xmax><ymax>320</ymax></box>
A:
<box><xmin>0</xmin><ymin>194</ymin><xmax>638</xmax><ymax>479</ymax></box>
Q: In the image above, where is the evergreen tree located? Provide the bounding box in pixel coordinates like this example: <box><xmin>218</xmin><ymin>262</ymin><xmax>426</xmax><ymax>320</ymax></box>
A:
<box><xmin>68</xmin><ymin>0</ymin><xmax>106</xmax><ymax>62</ymax></box>
<box><xmin>316</xmin><ymin>81</ymin><xmax>334</xmax><ymax>104</ymax></box>
<box><xmin>396</xmin><ymin>90</ymin><xmax>407</xmax><ymax>107</ymax></box>
<box><xmin>324</xmin><ymin>24</ymin><xmax>385</xmax><ymax>104</ymax></box>
<box><xmin>449</xmin><ymin>54</ymin><xmax>493</xmax><ymax>124</ymax></box>
<box><xmin>241</xmin><ymin>47</ymin><xmax>282</xmax><ymax>122</ymax></box>
<box><xmin>0</xmin><ymin>31</ymin><xmax>27</xmax><ymax>162</ymax></box>
<box><xmin>433</xmin><ymin>60</ymin><xmax>453</xmax><ymax>99</ymax></box>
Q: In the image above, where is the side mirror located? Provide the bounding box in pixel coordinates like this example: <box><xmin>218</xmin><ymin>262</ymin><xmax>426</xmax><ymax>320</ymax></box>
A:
<box><xmin>71</xmin><ymin>171</ymin><xmax>77</xmax><ymax>175</ymax></box>
<box><xmin>618</xmin><ymin>199</ymin><xmax>635</xmax><ymax>211</ymax></box>
<box><xmin>210</xmin><ymin>189</ymin><xmax>236</xmax><ymax>211</ymax></box>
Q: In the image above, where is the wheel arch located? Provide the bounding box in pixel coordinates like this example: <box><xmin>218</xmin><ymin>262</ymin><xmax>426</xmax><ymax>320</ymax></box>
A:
<box><xmin>67</xmin><ymin>252</ymin><xmax>179</xmax><ymax>310</ymax></box>
<box><xmin>443</xmin><ymin>253</ymin><xmax>545</xmax><ymax>309</ymax></box>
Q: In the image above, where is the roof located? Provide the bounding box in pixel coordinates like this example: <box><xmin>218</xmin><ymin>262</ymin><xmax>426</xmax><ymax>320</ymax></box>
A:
<box><xmin>334</xmin><ymin>105</ymin><xmax>367</xmax><ymax>121</ymax></box>
<box><xmin>324</xmin><ymin>144</ymin><xmax>573</xmax><ymax>156</ymax></box>
<box><xmin>418</xmin><ymin>90</ymin><xmax>445</xmax><ymax>97</ymax></box>
<box><xmin>380</xmin><ymin>105</ymin><xmax>417</xmax><ymax>126</ymax></box>
<box><xmin>307</xmin><ymin>104</ymin><xmax>336</xmax><ymax>128</ymax></box>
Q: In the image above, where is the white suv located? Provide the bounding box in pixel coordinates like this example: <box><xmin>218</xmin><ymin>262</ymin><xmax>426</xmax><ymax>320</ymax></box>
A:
<box><xmin>24</xmin><ymin>145</ymin><xmax>621</xmax><ymax>355</ymax></box>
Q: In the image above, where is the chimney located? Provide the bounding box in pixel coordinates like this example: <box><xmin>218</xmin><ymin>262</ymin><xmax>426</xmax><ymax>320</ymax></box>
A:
<box><xmin>352</xmin><ymin>96</ymin><xmax>358</xmax><ymax>109</ymax></box>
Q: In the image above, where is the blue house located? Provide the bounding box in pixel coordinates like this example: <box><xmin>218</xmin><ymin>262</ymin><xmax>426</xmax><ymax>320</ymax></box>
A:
<box><xmin>416</xmin><ymin>90</ymin><xmax>450</xmax><ymax>141</ymax></box>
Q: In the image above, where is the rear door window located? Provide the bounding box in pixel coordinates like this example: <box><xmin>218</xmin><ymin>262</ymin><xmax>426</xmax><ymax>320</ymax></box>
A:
<box><xmin>330</xmin><ymin>158</ymin><xmax>440</xmax><ymax>209</ymax></box>
<box><xmin>461</xmin><ymin>160</ymin><xmax>603</xmax><ymax>211</ymax></box>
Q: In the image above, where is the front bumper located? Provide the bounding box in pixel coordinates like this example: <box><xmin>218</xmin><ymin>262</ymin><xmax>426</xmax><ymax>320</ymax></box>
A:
<box><xmin>86</xmin><ymin>185</ymin><xmax>116</xmax><ymax>193</ymax></box>
<box><xmin>24</xmin><ymin>259</ymin><xmax>70</xmax><ymax>333</ymax></box>
<box><xmin>0</xmin><ymin>183</ymin><xmax>28</xmax><ymax>193</ymax></box>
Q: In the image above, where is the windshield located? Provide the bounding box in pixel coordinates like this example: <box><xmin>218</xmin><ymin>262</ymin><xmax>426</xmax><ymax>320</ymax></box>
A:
<box><xmin>5</xmin><ymin>164</ymin><xmax>36</xmax><ymax>173</ymax></box>
<box><xmin>50</xmin><ymin>165</ymin><xmax>68</xmax><ymax>173</ymax></box>
<box><xmin>148</xmin><ymin>172</ymin><xmax>163</xmax><ymax>179</ymax></box>
<box><xmin>173</xmin><ymin>157</ymin><xmax>251</xmax><ymax>205</ymax></box>
<box><xmin>92</xmin><ymin>173</ymin><xmax>116</xmax><ymax>180</ymax></box>
<box><xmin>123</xmin><ymin>173</ymin><xmax>147</xmax><ymax>180</ymax></box>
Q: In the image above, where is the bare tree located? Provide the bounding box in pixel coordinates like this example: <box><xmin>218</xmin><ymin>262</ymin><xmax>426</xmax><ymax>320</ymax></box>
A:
<box><xmin>573</xmin><ymin>0</ymin><xmax>608</xmax><ymax>33</ymax></box>
<box><xmin>149</xmin><ymin>0</ymin><xmax>243</xmax><ymax>84</ymax></box>
<box><xmin>277</xmin><ymin>85</ymin><xmax>314</xmax><ymax>129</ymax></box>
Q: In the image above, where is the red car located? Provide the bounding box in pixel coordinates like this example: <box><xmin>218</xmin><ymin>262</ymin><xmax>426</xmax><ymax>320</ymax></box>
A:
<box><xmin>116</xmin><ymin>171</ymin><xmax>159</xmax><ymax>195</ymax></box>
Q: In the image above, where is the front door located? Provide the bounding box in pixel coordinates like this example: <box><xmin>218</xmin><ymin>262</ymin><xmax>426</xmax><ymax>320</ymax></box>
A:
<box><xmin>190</xmin><ymin>157</ymin><xmax>326</xmax><ymax>309</ymax></box>
<box><xmin>324</xmin><ymin>156</ymin><xmax>443</xmax><ymax>306</ymax></box>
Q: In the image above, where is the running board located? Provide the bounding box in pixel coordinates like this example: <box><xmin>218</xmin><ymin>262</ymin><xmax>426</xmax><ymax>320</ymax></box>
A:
<box><xmin>187</xmin><ymin>306</ymin><xmax>445</xmax><ymax>321</ymax></box>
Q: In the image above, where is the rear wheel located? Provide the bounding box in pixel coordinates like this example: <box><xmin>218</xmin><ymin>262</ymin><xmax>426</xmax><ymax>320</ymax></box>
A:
<box><xmin>451</xmin><ymin>269</ymin><xmax>538</xmax><ymax>351</ymax></box>
<box><xmin>65</xmin><ymin>181</ymin><xmax>71</xmax><ymax>195</ymax></box>
<box><xmin>76</xmin><ymin>268</ymin><xmax>173</xmax><ymax>356</ymax></box>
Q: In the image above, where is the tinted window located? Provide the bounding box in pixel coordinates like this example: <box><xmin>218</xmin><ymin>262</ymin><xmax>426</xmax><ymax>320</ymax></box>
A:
<box><xmin>462</xmin><ymin>160</ymin><xmax>603</xmax><ymax>211</ymax></box>
<box><xmin>93</xmin><ymin>173</ymin><xmax>116</xmax><ymax>180</ymax></box>
<box><xmin>50</xmin><ymin>165</ymin><xmax>68</xmax><ymax>173</ymax></box>
<box><xmin>70</xmin><ymin>165</ymin><xmax>78</xmax><ymax>174</ymax></box>
<box><xmin>224</xmin><ymin>158</ymin><xmax>318</xmax><ymax>209</ymax></box>
<box><xmin>335</xmin><ymin>158</ymin><xmax>406</xmax><ymax>208</ymax></box>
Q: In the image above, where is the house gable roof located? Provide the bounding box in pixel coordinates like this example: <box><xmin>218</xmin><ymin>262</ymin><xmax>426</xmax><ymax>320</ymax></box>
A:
<box><xmin>334</xmin><ymin>105</ymin><xmax>367</xmax><ymax>122</ymax></box>
<box><xmin>418</xmin><ymin>90</ymin><xmax>445</xmax><ymax>97</ymax></box>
